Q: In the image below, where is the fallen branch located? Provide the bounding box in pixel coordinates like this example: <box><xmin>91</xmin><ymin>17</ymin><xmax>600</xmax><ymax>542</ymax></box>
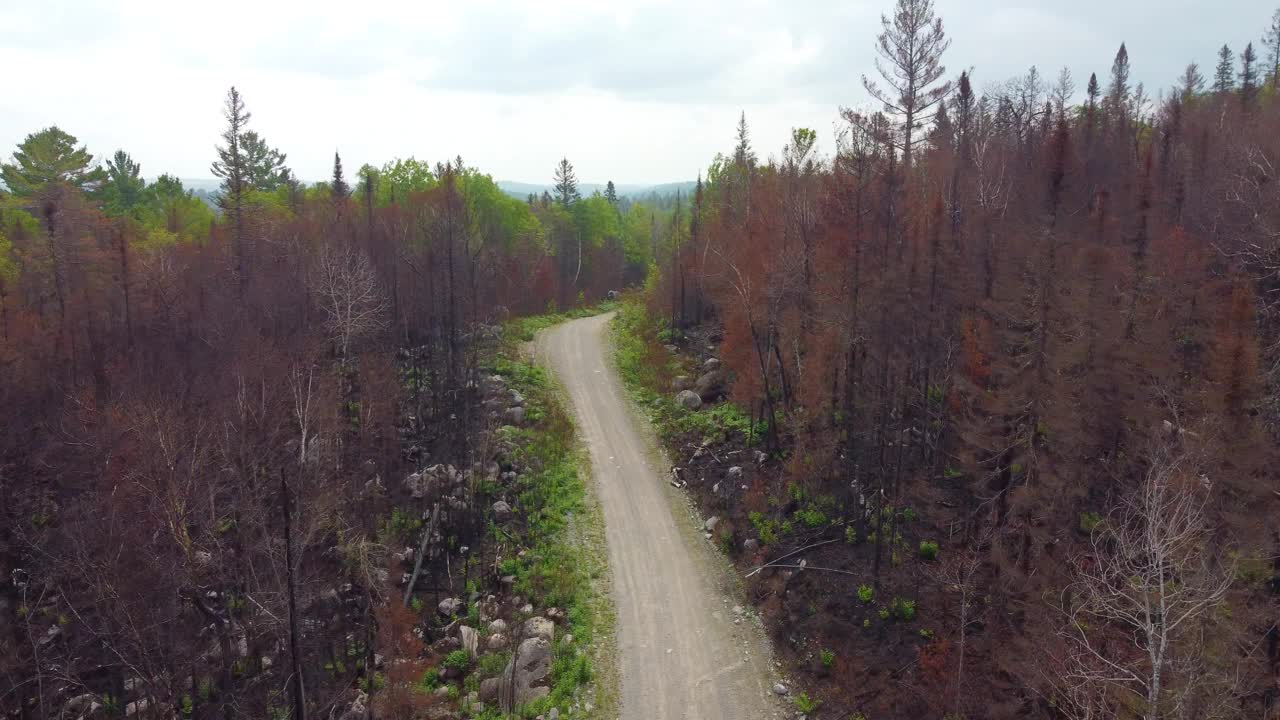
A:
<box><xmin>403</xmin><ymin>503</ymin><xmax>441</xmax><ymax>607</ymax></box>
<box><xmin>752</xmin><ymin>563</ymin><xmax>859</xmax><ymax>577</ymax></box>
<box><xmin>746</xmin><ymin>538</ymin><xmax>838</xmax><ymax>577</ymax></box>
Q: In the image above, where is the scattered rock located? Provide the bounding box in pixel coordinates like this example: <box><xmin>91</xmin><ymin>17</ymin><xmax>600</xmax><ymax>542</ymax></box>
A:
<box><xmin>672</xmin><ymin>375</ymin><xmax>692</xmax><ymax>392</ymax></box>
<box><xmin>744</xmin><ymin>538</ymin><xmax>759</xmax><ymax>552</ymax></box>
<box><xmin>523</xmin><ymin>616</ymin><xmax>555</xmax><ymax>642</ymax></box>
<box><xmin>664</xmin><ymin>344</ymin><xmax>679</xmax><ymax>353</ymax></box>
<box><xmin>506</xmin><ymin>637</ymin><xmax>553</xmax><ymax>709</ymax></box>
<box><xmin>607</xmin><ymin>290</ymin><xmax>620</xmax><ymax>300</ymax></box>
<box><xmin>193</xmin><ymin>550</ymin><xmax>213</xmax><ymax>566</ymax></box>
<box><xmin>489</xmin><ymin>618</ymin><xmax>508</xmax><ymax>634</ymax></box>
<box><xmin>754</xmin><ymin>450</ymin><xmax>768</xmax><ymax>464</ymax></box>
<box><xmin>694</xmin><ymin>369</ymin><xmax>726</xmax><ymax>401</ymax></box>
<box><xmin>492</xmin><ymin>500</ymin><xmax>513</xmax><ymax>522</ymax></box>
<box><xmin>488</xmin><ymin>632</ymin><xmax>508</xmax><ymax>650</ymax></box>
<box><xmin>548</xmin><ymin>708</ymin><xmax>561</xmax><ymax>720</ymax></box>
<box><xmin>433</xmin><ymin>685</ymin><xmax>451</xmax><ymax>698</ymax></box>
<box><xmin>38</xmin><ymin>625</ymin><xmax>61</xmax><ymax>646</ymax></box>
<box><xmin>773</xmin><ymin>683</ymin><xmax>789</xmax><ymax>696</ymax></box>
<box><xmin>560</xmin><ymin>633</ymin><xmax>573</xmax><ymax>647</ymax></box>
<box><xmin>479</xmin><ymin>677</ymin><xmax>502</xmax><ymax>702</ymax></box>
<box><xmin>403</xmin><ymin>472</ymin><xmax>435</xmax><ymax>499</ymax></box>
<box><xmin>727</xmin><ymin>466</ymin><xmax>743</xmax><ymax>479</ymax></box>
<box><xmin>703</xmin><ymin>357</ymin><xmax>721</xmax><ymax>371</ymax></box>
<box><xmin>64</xmin><ymin>693</ymin><xmax>97</xmax><ymax>717</ymax></box>
<box><xmin>438</xmin><ymin>597</ymin><xmax>464</xmax><ymax>617</ymax></box>
<box><xmin>676</xmin><ymin>390</ymin><xmax>702</xmax><ymax>410</ymax></box>
<box><xmin>509</xmin><ymin>389</ymin><xmax>525</xmax><ymax>407</ymax></box>
<box><xmin>460</xmin><ymin>626</ymin><xmax>480</xmax><ymax>658</ymax></box>
<box><xmin>504</xmin><ymin>407</ymin><xmax>526</xmax><ymax>426</ymax></box>
<box><xmin>704</xmin><ymin>516</ymin><xmax>720</xmax><ymax>532</ymax></box>
<box><xmin>124</xmin><ymin>699</ymin><xmax>149</xmax><ymax>717</ymax></box>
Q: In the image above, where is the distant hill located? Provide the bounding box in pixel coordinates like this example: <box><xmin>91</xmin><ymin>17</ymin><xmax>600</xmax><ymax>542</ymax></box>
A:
<box><xmin>496</xmin><ymin>180</ymin><xmax>696</xmax><ymax>201</ymax></box>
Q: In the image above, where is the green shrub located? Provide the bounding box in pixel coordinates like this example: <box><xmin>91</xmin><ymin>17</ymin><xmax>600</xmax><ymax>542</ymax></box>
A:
<box><xmin>857</xmin><ymin>584</ymin><xmax>874</xmax><ymax>604</ymax></box>
<box><xmin>845</xmin><ymin>526</ymin><xmax>860</xmax><ymax>544</ymax></box>
<box><xmin>793</xmin><ymin>693</ymin><xmax>821</xmax><ymax>714</ymax></box>
<box><xmin>1079</xmin><ymin>511</ymin><xmax>1103</xmax><ymax>534</ymax></box>
<box><xmin>748</xmin><ymin>511</ymin><xmax>779</xmax><ymax>545</ymax></box>
<box><xmin>443</xmin><ymin>650</ymin><xmax>471</xmax><ymax>671</ymax></box>
<box><xmin>919</xmin><ymin>628</ymin><xmax>934</xmax><ymax>639</ymax></box>
<box><xmin>919</xmin><ymin>541</ymin><xmax>940</xmax><ymax>561</ymax></box>
<box><xmin>794</xmin><ymin>507</ymin><xmax>828</xmax><ymax>528</ymax></box>
<box><xmin>477</xmin><ymin>652</ymin><xmax>509</xmax><ymax>678</ymax></box>
<box><xmin>889</xmin><ymin>597</ymin><xmax>916</xmax><ymax>621</ymax></box>
<box><xmin>819</xmin><ymin>649</ymin><xmax>835</xmax><ymax>668</ymax></box>
<box><xmin>877</xmin><ymin>608</ymin><xmax>890</xmax><ymax>621</ymax></box>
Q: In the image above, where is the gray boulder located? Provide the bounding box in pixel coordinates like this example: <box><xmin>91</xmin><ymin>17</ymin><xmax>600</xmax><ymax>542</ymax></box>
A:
<box><xmin>704</xmin><ymin>516</ymin><xmax>720</xmax><ymax>532</ymax></box>
<box><xmin>460</xmin><ymin>625</ymin><xmax>480</xmax><ymax>658</ymax></box>
<box><xmin>703</xmin><ymin>357</ymin><xmax>721</xmax><ymax>372</ymax></box>
<box><xmin>438</xmin><ymin>597</ymin><xmax>464</xmax><ymax>617</ymax></box>
<box><xmin>694</xmin><ymin>370</ymin><xmax>726</xmax><ymax>401</ymax></box>
<box><xmin>523</xmin><ymin>616</ymin><xmax>555</xmax><ymax>642</ymax></box>
<box><xmin>504</xmin><ymin>407</ymin><xmax>526</xmax><ymax>425</ymax></box>
<box><xmin>672</xmin><ymin>375</ymin><xmax>692</xmax><ymax>392</ymax></box>
<box><xmin>492</xmin><ymin>500</ymin><xmax>513</xmax><ymax>522</ymax></box>
<box><xmin>676</xmin><ymin>390</ymin><xmax>702</xmax><ymax>410</ymax></box>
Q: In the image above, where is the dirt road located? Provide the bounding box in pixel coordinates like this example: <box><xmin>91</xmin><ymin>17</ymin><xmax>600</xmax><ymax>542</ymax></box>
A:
<box><xmin>540</xmin><ymin>312</ymin><xmax>776</xmax><ymax>720</ymax></box>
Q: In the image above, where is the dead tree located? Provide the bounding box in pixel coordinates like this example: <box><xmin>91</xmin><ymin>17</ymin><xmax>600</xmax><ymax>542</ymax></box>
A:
<box><xmin>310</xmin><ymin>243</ymin><xmax>388</xmax><ymax>358</ymax></box>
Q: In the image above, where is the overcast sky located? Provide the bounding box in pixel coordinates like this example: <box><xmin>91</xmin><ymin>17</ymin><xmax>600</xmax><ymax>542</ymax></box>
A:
<box><xmin>0</xmin><ymin>0</ymin><xmax>1269</xmax><ymax>186</ymax></box>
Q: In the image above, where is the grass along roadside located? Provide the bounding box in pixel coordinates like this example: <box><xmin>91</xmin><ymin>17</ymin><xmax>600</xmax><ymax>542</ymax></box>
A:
<box><xmin>506</xmin><ymin>301</ymin><xmax>620</xmax><ymax>342</ymax></box>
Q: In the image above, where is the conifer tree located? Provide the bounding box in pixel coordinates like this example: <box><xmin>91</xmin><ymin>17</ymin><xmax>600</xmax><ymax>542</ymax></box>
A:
<box><xmin>604</xmin><ymin>180</ymin><xmax>619</xmax><ymax>206</ymax></box>
<box><xmin>1265</xmin><ymin>8</ymin><xmax>1280</xmax><ymax>89</ymax></box>
<box><xmin>861</xmin><ymin>0</ymin><xmax>953</xmax><ymax>166</ymax></box>
<box><xmin>211</xmin><ymin>86</ymin><xmax>250</xmax><ymax>289</ymax></box>
<box><xmin>733</xmin><ymin>111</ymin><xmax>757</xmax><ymax>168</ymax></box>
<box><xmin>331</xmin><ymin>151</ymin><xmax>350</xmax><ymax>200</ymax></box>
<box><xmin>553</xmin><ymin>158</ymin><xmax>579</xmax><ymax>207</ymax></box>
<box><xmin>1240</xmin><ymin>42</ymin><xmax>1259</xmax><ymax>108</ymax></box>
<box><xmin>1177</xmin><ymin>63</ymin><xmax>1206</xmax><ymax>100</ymax></box>
<box><xmin>1213</xmin><ymin>44</ymin><xmax>1236</xmax><ymax>93</ymax></box>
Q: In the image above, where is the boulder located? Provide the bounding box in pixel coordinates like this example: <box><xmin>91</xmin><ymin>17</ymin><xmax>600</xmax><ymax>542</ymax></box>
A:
<box><xmin>338</xmin><ymin>691</ymin><xmax>368</xmax><ymax>720</ymax></box>
<box><xmin>773</xmin><ymin>683</ymin><xmax>789</xmax><ymax>696</ymax></box>
<box><xmin>727</xmin><ymin>466</ymin><xmax>743</xmax><ymax>480</ymax></box>
<box><xmin>607</xmin><ymin>290</ymin><xmax>620</xmax><ymax>300</ymax></box>
<box><xmin>743</xmin><ymin>538</ymin><xmax>760</xmax><ymax>552</ymax></box>
<box><xmin>460</xmin><ymin>626</ymin><xmax>480</xmax><ymax>658</ymax></box>
<box><xmin>478</xmin><ymin>677</ymin><xmax>502</xmax><ymax>703</ymax></box>
<box><xmin>676</xmin><ymin>390</ymin><xmax>702</xmax><ymax>411</ymax></box>
<box><xmin>438</xmin><ymin>597</ymin><xmax>464</xmax><ymax>617</ymax></box>
<box><xmin>505</xmin><ymin>637</ymin><xmax>553</xmax><ymax>710</ymax></box>
<box><xmin>124</xmin><ymin>700</ymin><xmax>149</xmax><ymax>717</ymax></box>
<box><xmin>403</xmin><ymin>472</ymin><xmax>434</xmax><ymax>499</ymax></box>
<box><xmin>672</xmin><ymin>375</ymin><xmax>692</xmax><ymax>392</ymax></box>
<box><xmin>694</xmin><ymin>370</ymin><xmax>726</xmax><ymax>401</ymax></box>
<box><xmin>522</xmin><ymin>616</ymin><xmax>555</xmax><ymax>642</ymax></box>
<box><xmin>488</xmin><ymin>632</ymin><xmax>508</xmax><ymax>650</ymax></box>
<box><xmin>703</xmin><ymin>357</ymin><xmax>721</xmax><ymax>372</ymax></box>
<box><xmin>38</xmin><ymin>625</ymin><xmax>61</xmax><ymax>647</ymax></box>
<box><xmin>64</xmin><ymin>694</ymin><xmax>97</xmax><ymax>717</ymax></box>
<box><xmin>504</xmin><ymin>407</ymin><xmax>526</xmax><ymax>426</ymax></box>
<box><xmin>754</xmin><ymin>450</ymin><xmax>768</xmax><ymax>465</ymax></box>
<box><xmin>492</xmin><ymin>501</ymin><xmax>513</xmax><ymax>522</ymax></box>
<box><xmin>509</xmin><ymin>389</ymin><xmax>525</xmax><ymax>407</ymax></box>
<box><xmin>704</xmin><ymin>516</ymin><xmax>720</xmax><ymax>532</ymax></box>
<box><xmin>488</xmin><ymin>618</ymin><xmax>508</xmax><ymax>634</ymax></box>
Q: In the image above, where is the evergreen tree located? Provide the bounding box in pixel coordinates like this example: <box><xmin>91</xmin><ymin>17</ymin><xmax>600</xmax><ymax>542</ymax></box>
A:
<box><xmin>1</xmin><ymin>126</ymin><xmax>105</xmax><ymax>197</ymax></box>
<box><xmin>1213</xmin><ymin>44</ymin><xmax>1236</xmax><ymax>93</ymax></box>
<box><xmin>861</xmin><ymin>0</ymin><xmax>953</xmax><ymax>167</ymax></box>
<box><xmin>241</xmin><ymin>131</ymin><xmax>289</xmax><ymax>191</ymax></box>
<box><xmin>103</xmin><ymin>150</ymin><xmax>145</xmax><ymax>217</ymax></box>
<box><xmin>1107</xmin><ymin>43</ymin><xmax>1131</xmax><ymax>117</ymax></box>
<box><xmin>1178</xmin><ymin>63</ymin><xmax>1206</xmax><ymax>101</ymax></box>
<box><xmin>210</xmin><ymin>86</ymin><xmax>250</xmax><ymax>288</ymax></box>
<box><xmin>733</xmin><ymin>111</ymin><xmax>757</xmax><ymax>168</ymax></box>
<box><xmin>604</xmin><ymin>180</ymin><xmax>619</xmax><ymax>206</ymax></box>
<box><xmin>553</xmin><ymin>158</ymin><xmax>579</xmax><ymax>207</ymax></box>
<box><xmin>1265</xmin><ymin>8</ymin><xmax>1280</xmax><ymax>90</ymax></box>
<box><xmin>1240</xmin><ymin>42</ymin><xmax>1259</xmax><ymax>108</ymax></box>
<box><xmin>331</xmin><ymin>151</ymin><xmax>350</xmax><ymax>200</ymax></box>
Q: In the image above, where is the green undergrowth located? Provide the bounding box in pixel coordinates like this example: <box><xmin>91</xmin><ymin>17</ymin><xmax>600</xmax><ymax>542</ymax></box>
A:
<box><xmin>610</xmin><ymin>298</ymin><xmax>761</xmax><ymax>447</ymax></box>
<box><xmin>467</xmin><ymin>322</ymin><xmax>616</xmax><ymax>719</ymax></box>
<box><xmin>507</xmin><ymin>300</ymin><xmax>620</xmax><ymax>342</ymax></box>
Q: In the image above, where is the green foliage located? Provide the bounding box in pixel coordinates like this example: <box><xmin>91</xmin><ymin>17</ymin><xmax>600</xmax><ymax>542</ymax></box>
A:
<box><xmin>793</xmin><ymin>692</ymin><xmax>821</xmax><ymax>714</ymax></box>
<box><xmin>420</xmin><ymin>668</ymin><xmax>441</xmax><ymax>689</ymax></box>
<box><xmin>381</xmin><ymin>508</ymin><xmax>422</xmax><ymax>543</ymax></box>
<box><xmin>748</xmin><ymin>511</ymin><xmax>779</xmax><ymax>545</ymax></box>
<box><xmin>889</xmin><ymin>597</ymin><xmax>916</xmax><ymax>621</ymax></box>
<box><xmin>919</xmin><ymin>541</ymin><xmax>940</xmax><ymax>561</ymax></box>
<box><xmin>794</xmin><ymin>507</ymin><xmax>828</xmax><ymax>528</ymax></box>
<box><xmin>857</xmin><ymin>585</ymin><xmax>874</xmax><ymax>604</ymax></box>
<box><xmin>845</xmin><ymin>526</ymin><xmax>860</xmax><ymax>544</ymax></box>
<box><xmin>820</xmin><ymin>648</ymin><xmax>836</xmax><ymax>668</ymax></box>
<box><xmin>1</xmin><ymin>126</ymin><xmax>106</xmax><ymax>197</ymax></box>
<box><xmin>1079</xmin><ymin>511</ymin><xmax>1103</xmax><ymax>534</ymax></box>
<box><xmin>476</xmin><ymin>652</ymin><xmax>509</xmax><ymax>678</ymax></box>
<box><xmin>919</xmin><ymin>628</ymin><xmax>934</xmax><ymax>639</ymax></box>
<box><xmin>443</xmin><ymin>650</ymin><xmax>471</xmax><ymax>671</ymax></box>
<box><xmin>877</xmin><ymin>608</ymin><xmax>890</xmax><ymax>621</ymax></box>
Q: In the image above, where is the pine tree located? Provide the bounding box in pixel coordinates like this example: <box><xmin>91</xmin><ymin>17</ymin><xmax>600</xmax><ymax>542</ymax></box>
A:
<box><xmin>1265</xmin><ymin>8</ymin><xmax>1280</xmax><ymax>90</ymax></box>
<box><xmin>331</xmin><ymin>152</ymin><xmax>350</xmax><ymax>200</ymax></box>
<box><xmin>1178</xmin><ymin>63</ymin><xmax>1206</xmax><ymax>101</ymax></box>
<box><xmin>1107</xmin><ymin>44</ymin><xmax>1131</xmax><ymax>118</ymax></box>
<box><xmin>604</xmin><ymin>180</ymin><xmax>619</xmax><ymax>206</ymax></box>
<box><xmin>553</xmin><ymin>158</ymin><xmax>579</xmax><ymax>207</ymax></box>
<box><xmin>861</xmin><ymin>0</ymin><xmax>953</xmax><ymax>166</ymax></box>
<box><xmin>733</xmin><ymin>111</ymin><xmax>757</xmax><ymax>168</ymax></box>
<box><xmin>1213</xmin><ymin>44</ymin><xmax>1236</xmax><ymax>93</ymax></box>
<box><xmin>240</xmin><ymin>131</ymin><xmax>289</xmax><ymax>191</ymax></box>
<box><xmin>1240</xmin><ymin>42</ymin><xmax>1259</xmax><ymax>108</ymax></box>
<box><xmin>103</xmin><ymin>150</ymin><xmax>145</xmax><ymax>216</ymax></box>
<box><xmin>1</xmin><ymin>126</ymin><xmax>105</xmax><ymax>198</ymax></box>
<box><xmin>211</xmin><ymin>86</ymin><xmax>250</xmax><ymax>290</ymax></box>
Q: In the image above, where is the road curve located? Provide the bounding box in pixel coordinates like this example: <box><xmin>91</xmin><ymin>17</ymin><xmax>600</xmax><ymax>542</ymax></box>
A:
<box><xmin>539</xmin><ymin>312</ymin><xmax>775</xmax><ymax>720</ymax></box>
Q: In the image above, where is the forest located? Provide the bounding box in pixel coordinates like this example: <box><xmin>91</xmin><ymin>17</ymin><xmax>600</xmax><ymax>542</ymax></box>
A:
<box><xmin>2</xmin><ymin>0</ymin><xmax>1280</xmax><ymax>719</ymax></box>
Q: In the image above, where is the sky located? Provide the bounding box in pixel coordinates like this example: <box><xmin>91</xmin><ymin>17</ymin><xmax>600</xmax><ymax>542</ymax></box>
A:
<box><xmin>0</xmin><ymin>0</ymin><xmax>1269</xmax><ymax>187</ymax></box>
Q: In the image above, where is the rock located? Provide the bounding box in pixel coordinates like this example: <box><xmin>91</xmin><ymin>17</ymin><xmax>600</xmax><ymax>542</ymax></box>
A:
<box><xmin>703</xmin><ymin>357</ymin><xmax>721</xmax><ymax>372</ymax></box>
<box><xmin>488</xmin><ymin>618</ymin><xmax>508</xmax><ymax>634</ymax></box>
<box><xmin>433</xmin><ymin>685</ymin><xmax>451</xmax><ymax>698</ymax></box>
<box><xmin>479</xmin><ymin>677</ymin><xmax>502</xmax><ymax>702</ymax></box>
<box><xmin>727</xmin><ymin>466</ymin><xmax>743</xmax><ymax>479</ymax></box>
<box><xmin>193</xmin><ymin>550</ymin><xmax>213</xmax><ymax>566</ymax></box>
<box><xmin>492</xmin><ymin>501</ymin><xmax>513</xmax><ymax>522</ymax></box>
<box><xmin>506</xmin><ymin>637</ymin><xmax>553</xmax><ymax>709</ymax></box>
<box><xmin>438</xmin><ymin>597</ymin><xmax>464</xmax><ymax>617</ymax></box>
<box><xmin>545</xmin><ymin>607</ymin><xmax>564</xmax><ymax>621</ymax></box>
<box><xmin>124</xmin><ymin>699</ymin><xmax>149</xmax><ymax>717</ymax></box>
<box><xmin>504</xmin><ymin>407</ymin><xmax>526</xmax><ymax>425</ymax></box>
<box><xmin>523</xmin><ymin>616</ymin><xmax>555</xmax><ymax>642</ymax></box>
<box><xmin>467</xmin><ymin>691</ymin><xmax>478</xmax><ymax>704</ymax></box>
<box><xmin>704</xmin><ymin>516</ymin><xmax>720</xmax><ymax>532</ymax></box>
<box><xmin>754</xmin><ymin>450</ymin><xmax>768</xmax><ymax>464</ymax></box>
<box><xmin>560</xmin><ymin>633</ymin><xmax>573</xmax><ymax>647</ymax></box>
<box><xmin>488</xmin><ymin>632</ymin><xmax>508</xmax><ymax>650</ymax></box>
<box><xmin>548</xmin><ymin>708</ymin><xmax>560</xmax><ymax>720</ymax></box>
<box><xmin>607</xmin><ymin>290</ymin><xmax>620</xmax><ymax>300</ymax></box>
<box><xmin>460</xmin><ymin>626</ymin><xmax>480</xmax><ymax>658</ymax></box>
<box><xmin>520</xmin><ymin>603</ymin><xmax>534</xmax><ymax>614</ymax></box>
<box><xmin>694</xmin><ymin>370</ymin><xmax>726</xmax><ymax>401</ymax></box>
<box><xmin>403</xmin><ymin>472</ymin><xmax>435</xmax><ymax>499</ymax></box>
<box><xmin>65</xmin><ymin>693</ymin><xmax>97</xmax><ymax>717</ymax></box>
<box><xmin>773</xmin><ymin>683</ymin><xmax>789</xmax><ymax>696</ymax></box>
<box><xmin>672</xmin><ymin>375</ymin><xmax>692</xmax><ymax>392</ymax></box>
<box><xmin>509</xmin><ymin>389</ymin><xmax>525</xmax><ymax>406</ymax></box>
<box><xmin>38</xmin><ymin>625</ymin><xmax>61</xmax><ymax>646</ymax></box>
<box><xmin>393</xmin><ymin>546</ymin><xmax>414</xmax><ymax>564</ymax></box>
<box><xmin>744</xmin><ymin>538</ymin><xmax>760</xmax><ymax>552</ymax></box>
<box><xmin>338</xmin><ymin>691</ymin><xmax>368</xmax><ymax>720</ymax></box>
<box><xmin>664</xmin><ymin>344</ymin><xmax>679</xmax><ymax>353</ymax></box>
<box><xmin>676</xmin><ymin>390</ymin><xmax>702</xmax><ymax>410</ymax></box>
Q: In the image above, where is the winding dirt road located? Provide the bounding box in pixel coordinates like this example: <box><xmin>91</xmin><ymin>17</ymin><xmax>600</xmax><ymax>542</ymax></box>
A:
<box><xmin>540</xmin><ymin>313</ymin><xmax>776</xmax><ymax>720</ymax></box>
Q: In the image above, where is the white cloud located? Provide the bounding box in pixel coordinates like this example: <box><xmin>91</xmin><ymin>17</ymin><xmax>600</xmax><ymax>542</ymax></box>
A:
<box><xmin>0</xmin><ymin>0</ymin><xmax>1266</xmax><ymax>185</ymax></box>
